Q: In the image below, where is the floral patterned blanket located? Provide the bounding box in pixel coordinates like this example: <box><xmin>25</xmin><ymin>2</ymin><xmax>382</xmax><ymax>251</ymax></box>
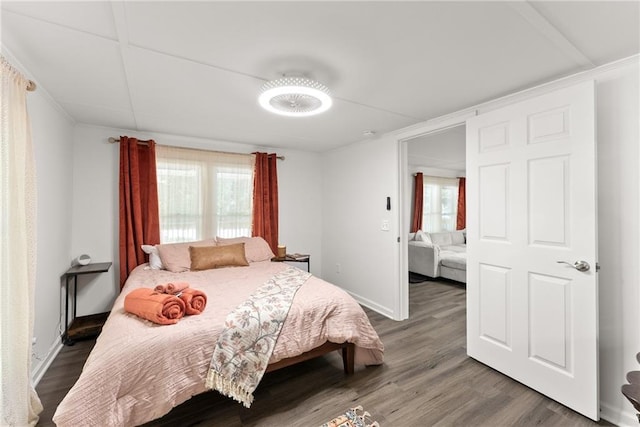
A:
<box><xmin>205</xmin><ymin>266</ymin><xmax>311</xmax><ymax>407</ymax></box>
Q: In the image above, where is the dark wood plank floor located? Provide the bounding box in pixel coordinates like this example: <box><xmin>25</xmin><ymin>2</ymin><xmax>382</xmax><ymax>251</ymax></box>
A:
<box><xmin>36</xmin><ymin>279</ymin><xmax>610</xmax><ymax>426</ymax></box>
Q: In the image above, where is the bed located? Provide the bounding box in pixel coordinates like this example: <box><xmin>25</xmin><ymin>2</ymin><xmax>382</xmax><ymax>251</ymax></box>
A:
<box><xmin>53</xmin><ymin>242</ymin><xmax>384</xmax><ymax>427</ymax></box>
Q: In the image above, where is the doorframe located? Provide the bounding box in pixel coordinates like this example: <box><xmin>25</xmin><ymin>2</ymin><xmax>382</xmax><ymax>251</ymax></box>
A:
<box><xmin>395</xmin><ymin>111</ymin><xmax>476</xmax><ymax>320</ymax></box>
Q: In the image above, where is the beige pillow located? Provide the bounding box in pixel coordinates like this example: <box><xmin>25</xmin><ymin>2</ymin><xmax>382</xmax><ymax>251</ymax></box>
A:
<box><xmin>216</xmin><ymin>236</ymin><xmax>275</xmax><ymax>262</ymax></box>
<box><xmin>156</xmin><ymin>239</ymin><xmax>217</xmax><ymax>273</ymax></box>
<box><xmin>189</xmin><ymin>243</ymin><xmax>249</xmax><ymax>271</ymax></box>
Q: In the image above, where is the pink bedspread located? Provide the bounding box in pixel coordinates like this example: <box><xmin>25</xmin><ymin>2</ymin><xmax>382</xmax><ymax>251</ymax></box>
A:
<box><xmin>53</xmin><ymin>261</ymin><xmax>384</xmax><ymax>427</ymax></box>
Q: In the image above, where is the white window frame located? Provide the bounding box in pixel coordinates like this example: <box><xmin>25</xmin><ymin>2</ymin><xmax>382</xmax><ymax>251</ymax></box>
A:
<box><xmin>156</xmin><ymin>146</ymin><xmax>254</xmax><ymax>243</ymax></box>
<box><xmin>422</xmin><ymin>175</ymin><xmax>459</xmax><ymax>233</ymax></box>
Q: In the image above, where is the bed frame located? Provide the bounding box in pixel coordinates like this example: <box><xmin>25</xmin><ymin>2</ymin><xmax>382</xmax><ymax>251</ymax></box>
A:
<box><xmin>265</xmin><ymin>341</ymin><xmax>355</xmax><ymax>375</ymax></box>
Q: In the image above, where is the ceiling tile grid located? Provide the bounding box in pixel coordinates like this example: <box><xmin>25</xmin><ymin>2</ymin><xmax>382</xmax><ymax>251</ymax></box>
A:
<box><xmin>1</xmin><ymin>1</ymin><xmax>638</xmax><ymax>154</ymax></box>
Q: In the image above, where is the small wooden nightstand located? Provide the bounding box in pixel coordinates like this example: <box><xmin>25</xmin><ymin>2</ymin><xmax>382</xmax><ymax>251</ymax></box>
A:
<box><xmin>271</xmin><ymin>254</ymin><xmax>310</xmax><ymax>272</ymax></box>
<box><xmin>62</xmin><ymin>262</ymin><xmax>112</xmax><ymax>345</ymax></box>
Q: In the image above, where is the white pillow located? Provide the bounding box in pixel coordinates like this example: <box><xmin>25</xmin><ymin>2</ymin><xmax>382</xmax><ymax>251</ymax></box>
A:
<box><xmin>156</xmin><ymin>239</ymin><xmax>217</xmax><ymax>272</ymax></box>
<box><xmin>141</xmin><ymin>244</ymin><xmax>164</xmax><ymax>270</ymax></box>
<box><xmin>416</xmin><ymin>230</ymin><xmax>433</xmax><ymax>245</ymax></box>
<box><xmin>429</xmin><ymin>232</ymin><xmax>452</xmax><ymax>246</ymax></box>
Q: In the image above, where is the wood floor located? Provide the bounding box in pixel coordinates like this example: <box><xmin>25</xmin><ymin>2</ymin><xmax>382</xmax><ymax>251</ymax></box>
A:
<box><xmin>36</xmin><ymin>279</ymin><xmax>610</xmax><ymax>426</ymax></box>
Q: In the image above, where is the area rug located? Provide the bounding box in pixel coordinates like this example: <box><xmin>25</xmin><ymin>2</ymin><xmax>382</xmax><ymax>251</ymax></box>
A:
<box><xmin>320</xmin><ymin>406</ymin><xmax>380</xmax><ymax>427</ymax></box>
<box><xmin>409</xmin><ymin>271</ymin><xmax>430</xmax><ymax>283</ymax></box>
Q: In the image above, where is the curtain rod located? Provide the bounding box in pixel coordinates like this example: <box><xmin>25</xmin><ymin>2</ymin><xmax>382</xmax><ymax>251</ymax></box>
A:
<box><xmin>108</xmin><ymin>137</ymin><xmax>284</xmax><ymax>160</ymax></box>
<box><xmin>1</xmin><ymin>56</ymin><xmax>37</xmax><ymax>91</ymax></box>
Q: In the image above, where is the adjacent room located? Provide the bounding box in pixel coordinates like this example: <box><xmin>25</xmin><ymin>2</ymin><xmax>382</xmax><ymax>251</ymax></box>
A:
<box><xmin>1</xmin><ymin>1</ymin><xmax>639</xmax><ymax>426</ymax></box>
<box><xmin>406</xmin><ymin>126</ymin><xmax>467</xmax><ymax>284</ymax></box>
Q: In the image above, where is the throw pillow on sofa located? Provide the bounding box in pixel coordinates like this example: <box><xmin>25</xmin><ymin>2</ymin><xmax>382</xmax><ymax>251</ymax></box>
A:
<box><xmin>429</xmin><ymin>232</ymin><xmax>453</xmax><ymax>246</ymax></box>
<box><xmin>415</xmin><ymin>230</ymin><xmax>433</xmax><ymax>245</ymax></box>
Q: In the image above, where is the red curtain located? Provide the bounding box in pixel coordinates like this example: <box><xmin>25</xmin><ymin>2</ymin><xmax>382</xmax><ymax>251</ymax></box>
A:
<box><xmin>410</xmin><ymin>172</ymin><xmax>423</xmax><ymax>233</ymax></box>
<box><xmin>119</xmin><ymin>136</ymin><xmax>160</xmax><ymax>289</ymax></box>
<box><xmin>456</xmin><ymin>177</ymin><xmax>466</xmax><ymax>230</ymax></box>
<box><xmin>252</xmin><ymin>152</ymin><xmax>279</xmax><ymax>253</ymax></box>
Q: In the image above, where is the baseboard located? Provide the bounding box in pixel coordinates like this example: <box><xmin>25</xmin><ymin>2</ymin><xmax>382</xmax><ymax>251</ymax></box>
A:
<box><xmin>347</xmin><ymin>290</ymin><xmax>396</xmax><ymax>320</ymax></box>
<box><xmin>600</xmin><ymin>401</ymin><xmax>638</xmax><ymax>427</ymax></box>
<box><xmin>31</xmin><ymin>338</ymin><xmax>63</xmax><ymax>386</ymax></box>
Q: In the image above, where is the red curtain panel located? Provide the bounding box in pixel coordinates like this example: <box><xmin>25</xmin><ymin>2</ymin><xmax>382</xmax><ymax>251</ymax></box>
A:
<box><xmin>410</xmin><ymin>172</ymin><xmax>423</xmax><ymax>233</ymax></box>
<box><xmin>119</xmin><ymin>136</ymin><xmax>160</xmax><ymax>289</ymax></box>
<box><xmin>456</xmin><ymin>177</ymin><xmax>466</xmax><ymax>230</ymax></box>
<box><xmin>252</xmin><ymin>152</ymin><xmax>279</xmax><ymax>253</ymax></box>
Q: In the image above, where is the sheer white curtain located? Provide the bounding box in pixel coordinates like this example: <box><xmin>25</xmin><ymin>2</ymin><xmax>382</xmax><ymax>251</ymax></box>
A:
<box><xmin>0</xmin><ymin>57</ymin><xmax>42</xmax><ymax>425</ymax></box>
<box><xmin>155</xmin><ymin>145</ymin><xmax>254</xmax><ymax>243</ymax></box>
<box><xmin>422</xmin><ymin>175</ymin><xmax>459</xmax><ymax>232</ymax></box>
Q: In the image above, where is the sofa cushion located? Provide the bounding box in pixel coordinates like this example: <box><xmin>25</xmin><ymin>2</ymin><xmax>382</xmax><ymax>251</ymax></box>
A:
<box><xmin>451</xmin><ymin>230</ymin><xmax>465</xmax><ymax>245</ymax></box>
<box><xmin>429</xmin><ymin>232</ymin><xmax>452</xmax><ymax>246</ymax></box>
<box><xmin>441</xmin><ymin>244</ymin><xmax>466</xmax><ymax>253</ymax></box>
<box><xmin>441</xmin><ymin>253</ymin><xmax>467</xmax><ymax>270</ymax></box>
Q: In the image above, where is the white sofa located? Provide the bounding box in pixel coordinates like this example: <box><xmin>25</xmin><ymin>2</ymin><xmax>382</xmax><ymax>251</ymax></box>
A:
<box><xmin>408</xmin><ymin>230</ymin><xmax>466</xmax><ymax>283</ymax></box>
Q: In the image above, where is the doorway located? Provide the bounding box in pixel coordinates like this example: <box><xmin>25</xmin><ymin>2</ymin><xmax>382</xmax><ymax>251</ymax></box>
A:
<box><xmin>397</xmin><ymin>115</ymin><xmax>473</xmax><ymax>320</ymax></box>
<box><xmin>406</xmin><ymin>125</ymin><xmax>466</xmax><ymax>285</ymax></box>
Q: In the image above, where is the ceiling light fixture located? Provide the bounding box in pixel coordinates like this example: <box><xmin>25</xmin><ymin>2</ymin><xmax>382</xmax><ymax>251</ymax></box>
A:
<box><xmin>259</xmin><ymin>76</ymin><xmax>332</xmax><ymax>117</ymax></box>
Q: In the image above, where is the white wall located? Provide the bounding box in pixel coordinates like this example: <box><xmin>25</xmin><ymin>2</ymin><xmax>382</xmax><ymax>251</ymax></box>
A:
<box><xmin>593</xmin><ymin>60</ymin><xmax>639</xmax><ymax>426</ymax></box>
<box><xmin>71</xmin><ymin>125</ymin><xmax>323</xmax><ymax>315</ymax></box>
<box><xmin>9</xmin><ymin>55</ymin><xmax>77</xmax><ymax>382</ymax></box>
<box><xmin>70</xmin><ymin>126</ymin><xmax>120</xmax><ymax>315</ymax></box>
<box><xmin>321</xmin><ymin>136</ymin><xmax>400</xmax><ymax>318</ymax></box>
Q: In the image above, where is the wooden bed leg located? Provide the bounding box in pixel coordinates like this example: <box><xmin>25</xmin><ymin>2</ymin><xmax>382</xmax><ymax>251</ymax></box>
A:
<box><xmin>342</xmin><ymin>343</ymin><xmax>355</xmax><ymax>375</ymax></box>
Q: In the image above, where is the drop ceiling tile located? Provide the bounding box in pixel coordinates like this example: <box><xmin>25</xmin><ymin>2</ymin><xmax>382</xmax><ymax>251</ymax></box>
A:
<box><xmin>2</xmin><ymin>2</ymin><xmax>117</xmax><ymax>40</ymax></box>
<box><xmin>124</xmin><ymin>45</ymin><xmax>265</xmax><ymax>126</ymax></box>
<box><xmin>2</xmin><ymin>12</ymin><xmax>130</xmax><ymax>114</ymax></box>
<box><xmin>60</xmin><ymin>102</ymin><xmax>137</xmax><ymax>131</ymax></box>
<box><xmin>530</xmin><ymin>1</ymin><xmax>640</xmax><ymax>65</ymax></box>
<box><xmin>350</xmin><ymin>1</ymin><xmax>586</xmax><ymax>120</ymax></box>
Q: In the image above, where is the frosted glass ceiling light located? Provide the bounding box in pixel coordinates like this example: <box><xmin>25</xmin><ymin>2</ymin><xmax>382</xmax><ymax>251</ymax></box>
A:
<box><xmin>259</xmin><ymin>76</ymin><xmax>332</xmax><ymax>117</ymax></box>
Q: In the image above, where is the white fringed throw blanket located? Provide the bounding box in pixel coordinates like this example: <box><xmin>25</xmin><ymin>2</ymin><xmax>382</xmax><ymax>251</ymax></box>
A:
<box><xmin>205</xmin><ymin>267</ymin><xmax>311</xmax><ymax>407</ymax></box>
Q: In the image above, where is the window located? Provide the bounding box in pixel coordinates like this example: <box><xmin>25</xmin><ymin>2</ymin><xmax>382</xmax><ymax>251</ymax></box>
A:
<box><xmin>422</xmin><ymin>176</ymin><xmax>459</xmax><ymax>232</ymax></box>
<box><xmin>156</xmin><ymin>145</ymin><xmax>254</xmax><ymax>243</ymax></box>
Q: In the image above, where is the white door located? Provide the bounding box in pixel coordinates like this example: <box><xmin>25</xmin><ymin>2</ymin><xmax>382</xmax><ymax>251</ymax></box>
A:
<box><xmin>466</xmin><ymin>80</ymin><xmax>598</xmax><ymax>420</ymax></box>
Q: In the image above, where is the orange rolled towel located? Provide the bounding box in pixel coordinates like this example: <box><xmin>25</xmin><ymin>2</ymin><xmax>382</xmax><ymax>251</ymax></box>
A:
<box><xmin>178</xmin><ymin>288</ymin><xmax>207</xmax><ymax>315</ymax></box>
<box><xmin>124</xmin><ymin>288</ymin><xmax>186</xmax><ymax>325</ymax></box>
<box><xmin>154</xmin><ymin>282</ymin><xmax>190</xmax><ymax>294</ymax></box>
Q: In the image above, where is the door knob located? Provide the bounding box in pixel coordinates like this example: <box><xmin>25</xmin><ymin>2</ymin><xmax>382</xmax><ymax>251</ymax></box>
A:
<box><xmin>557</xmin><ymin>260</ymin><xmax>590</xmax><ymax>272</ymax></box>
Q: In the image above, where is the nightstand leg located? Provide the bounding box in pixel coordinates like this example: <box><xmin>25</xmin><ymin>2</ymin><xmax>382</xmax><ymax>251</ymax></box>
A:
<box><xmin>63</xmin><ymin>276</ymin><xmax>71</xmax><ymax>345</ymax></box>
<box><xmin>73</xmin><ymin>275</ymin><xmax>77</xmax><ymax>320</ymax></box>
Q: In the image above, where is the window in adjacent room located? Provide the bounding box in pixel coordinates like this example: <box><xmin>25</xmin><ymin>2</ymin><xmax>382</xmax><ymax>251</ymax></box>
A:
<box><xmin>156</xmin><ymin>145</ymin><xmax>254</xmax><ymax>243</ymax></box>
<box><xmin>422</xmin><ymin>176</ymin><xmax>459</xmax><ymax>232</ymax></box>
